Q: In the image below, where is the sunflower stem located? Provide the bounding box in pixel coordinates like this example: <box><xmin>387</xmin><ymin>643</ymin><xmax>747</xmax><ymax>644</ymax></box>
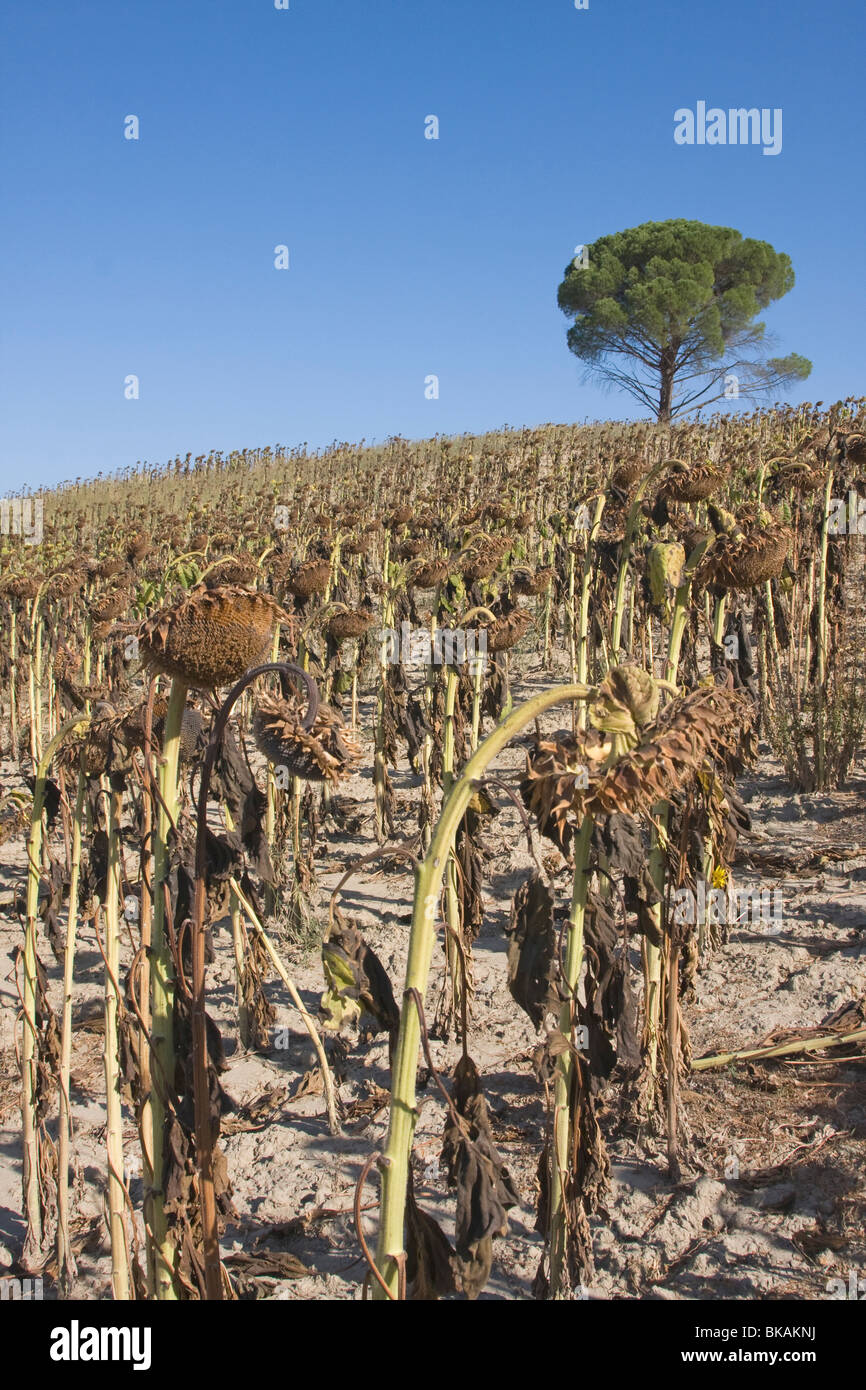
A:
<box><xmin>21</xmin><ymin>715</ymin><xmax>88</xmax><ymax>1270</ymax></box>
<box><xmin>373</xmin><ymin>681</ymin><xmax>592</xmax><ymax>1299</ymax></box>
<box><xmin>815</xmin><ymin>470</ymin><xmax>834</xmax><ymax>788</ymax></box>
<box><xmin>101</xmin><ymin>774</ymin><xmax>131</xmax><ymax>1299</ymax></box>
<box><xmin>147</xmin><ymin>676</ymin><xmax>187</xmax><ymax>1300</ymax></box>
<box><xmin>548</xmin><ymin>811</ymin><xmax>593</xmax><ymax>1298</ymax></box>
<box><xmin>229</xmin><ymin>878</ymin><xmax>339</xmax><ymax>1133</ymax></box>
<box><xmin>57</xmin><ymin>759</ymin><xmax>86</xmax><ymax>1292</ymax></box>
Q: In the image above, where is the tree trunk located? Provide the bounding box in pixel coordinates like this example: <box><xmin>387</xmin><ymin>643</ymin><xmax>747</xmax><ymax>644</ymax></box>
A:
<box><xmin>657</xmin><ymin>347</ymin><xmax>676</xmax><ymax>423</ymax></box>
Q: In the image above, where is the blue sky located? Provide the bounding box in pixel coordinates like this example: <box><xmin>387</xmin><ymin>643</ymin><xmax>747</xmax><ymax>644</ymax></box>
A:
<box><xmin>1</xmin><ymin>0</ymin><xmax>863</xmax><ymax>491</ymax></box>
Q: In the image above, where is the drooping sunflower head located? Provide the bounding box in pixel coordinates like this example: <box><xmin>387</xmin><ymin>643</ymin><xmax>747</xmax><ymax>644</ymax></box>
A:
<box><xmin>459</xmin><ymin>534</ymin><xmax>510</xmax><ymax>583</ymax></box>
<box><xmin>487</xmin><ymin>607</ymin><xmax>534</xmax><ymax>652</ymax></box>
<box><xmin>201</xmin><ymin>555</ymin><xmax>259</xmax><ymax>589</ymax></box>
<box><xmin>587</xmin><ymin>678</ymin><xmax>755</xmax><ymax>821</ymax></box>
<box><xmin>326</xmin><ymin>607</ymin><xmax>376</xmax><ymax>644</ymax></box>
<box><xmin>511</xmin><ymin>566</ymin><xmax>555</xmax><ymax>597</ymax></box>
<box><xmin>657</xmin><ymin>459</ymin><xmax>726</xmax><ymax>504</ymax></box>
<box><xmin>410</xmin><ymin>555</ymin><xmax>450</xmax><ymax>591</ymax></box>
<box><xmin>695</xmin><ymin>508</ymin><xmax>790</xmax><ymax>591</ymax></box>
<box><xmin>252</xmin><ymin>692</ymin><xmax>361</xmax><ymax>783</ymax></box>
<box><xmin>285</xmin><ymin>559</ymin><xmax>331</xmax><ymax>600</ymax></box>
<box><xmin>610</xmin><ymin>452</ymin><xmax>647</xmax><ymax>491</ymax></box>
<box><xmin>138</xmin><ymin>584</ymin><xmax>284</xmax><ymax>689</ymax></box>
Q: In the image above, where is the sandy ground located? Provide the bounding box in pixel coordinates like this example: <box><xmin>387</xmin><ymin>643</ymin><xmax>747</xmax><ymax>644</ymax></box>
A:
<box><xmin>1</xmin><ymin>670</ymin><xmax>865</xmax><ymax>1302</ymax></box>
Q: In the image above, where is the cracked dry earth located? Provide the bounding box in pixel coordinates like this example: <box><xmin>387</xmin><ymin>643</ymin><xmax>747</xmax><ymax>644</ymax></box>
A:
<box><xmin>1</xmin><ymin>678</ymin><xmax>865</xmax><ymax>1302</ymax></box>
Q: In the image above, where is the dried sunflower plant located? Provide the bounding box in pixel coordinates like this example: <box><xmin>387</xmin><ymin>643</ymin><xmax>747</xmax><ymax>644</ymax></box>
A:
<box><xmin>0</xmin><ymin>398</ymin><xmax>863</xmax><ymax>1304</ymax></box>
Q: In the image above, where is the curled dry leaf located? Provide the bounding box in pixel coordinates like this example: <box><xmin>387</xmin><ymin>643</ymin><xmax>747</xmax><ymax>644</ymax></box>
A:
<box><xmin>440</xmin><ymin>1054</ymin><xmax>519</xmax><ymax>1299</ymax></box>
<box><xmin>320</xmin><ymin>909</ymin><xmax>400</xmax><ymax>1040</ymax></box>
<box><xmin>506</xmin><ymin>871</ymin><xmax>557</xmax><ymax>1028</ymax></box>
<box><xmin>405</xmin><ymin>1174</ymin><xmax>456</xmax><ymax>1301</ymax></box>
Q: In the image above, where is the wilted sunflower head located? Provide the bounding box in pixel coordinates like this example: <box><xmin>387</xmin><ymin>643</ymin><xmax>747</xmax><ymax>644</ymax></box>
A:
<box><xmin>396</xmin><ymin>537</ymin><xmax>425</xmax><ymax>561</ymax></box>
<box><xmin>586</xmin><ymin>678</ymin><xmax>755</xmax><ymax>821</ymax></box>
<box><xmin>1</xmin><ymin>575</ymin><xmax>41</xmax><ymax>601</ymax></box>
<box><xmin>610</xmin><ymin>452</ymin><xmax>646</xmax><ymax>490</ymax></box>
<box><xmin>512</xmin><ymin>566</ymin><xmax>554</xmax><ymax>596</ymax></box>
<box><xmin>646</xmin><ymin>541</ymin><xmax>686</xmax><ymax>618</ymax></box>
<box><xmin>657</xmin><ymin>459</ymin><xmax>725</xmax><ymax>504</ymax></box>
<box><xmin>90</xmin><ymin>586</ymin><xmax>132</xmax><ymax>624</ymax></box>
<box><xmin>459</xmin><ymin>534</ymin><xmax>509</xmax><ymax>583</ymax></box>
<box><xmin>126</xmin><ymin>532</ymin><xmax>151</xmax><ymax>564</ymax></box>
<box><xmin>410</xmin><ymin>555</ymin><xmax>450</xmax><ymax>591</ymax></box>
<box><xmin>524</xmin><ymin>676</ymin><xmax>754</xmax><ymax>843</ymax></box>
<box><xmin>202</xmin><ymin>555</ymin><xmax>259</xmax><ymax>589</ymax></box>
<box><xmin>326</xmin><ymin>607</ymin><xmax>376</xmax><ymax>644</ymax></box>
<box><xmin>841</xmin><ymin>429</ymin><xmax>866</xmax><ymax>469</ymax></box>
<box><xmin>342</xmin><ymin>534</ymin><xmax>371</xmax><ymax>557</ymax></box>
<box><xmin>487</xmin><ymin>607</ymin><xmax>534</xmax><ymax>652</ymax></box>
<box><xmin>138</xmin><ymin>584</ymin><xmax>285</xmax><ymax>690</ymax></box>
<box><xmin>768</xmin><ymin>457</ymin><xmax>828</xmax><ymax>496</ymax></box>
<box><xmin>97</xmin><ymin>557</ymin><xmax>126</xmax><ymax>580</ymax></box>
<box><xmin>695</xmin><ymin>508</ymin><xmax>790</xmax><ymax>591</ymax></box>
<box><xmin>252</xmin><ymin>692</ymin><xmax>361</xmax><ymax>783</ymax></box>
<box><xmin>285</xmin><ymin>559</ymin><xmax>331</xmax><ymax>600</ymax></box>
<box><xmin>58</xmin><ymin>702</ymin><xmax>135</xmax><ymax>779</ymax></box>
<box><xmin>48</xmin><ymin>566</ymin><xmax>86</xmax><ymax>600</ymax></box>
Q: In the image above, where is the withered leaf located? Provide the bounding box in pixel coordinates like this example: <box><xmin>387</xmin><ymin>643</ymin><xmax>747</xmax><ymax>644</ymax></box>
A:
<box><xmin>405</xmin><ymin>1174</ymin><xmax>456</xmax><ymax>1301</ymax></box>
<box><xmin>506</xmin><ymin>871</ymin><xmax>556</xmax><ymax>1028</ymax></box>
<box><xmin>320</xmin><ymin>910</ymin><xmax>399</xmax><ymax>1040</ymax></box>
<box><xmin>441</xmin><ymin>1055</ymin><xmax>519</xmax><ymax>1300</ymax></box>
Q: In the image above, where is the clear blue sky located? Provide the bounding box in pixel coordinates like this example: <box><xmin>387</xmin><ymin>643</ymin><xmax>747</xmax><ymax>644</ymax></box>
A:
<box><xmin>1</xmin><ymin>0</ymin><xmax>863</xmax><ymax>491</ymax></box>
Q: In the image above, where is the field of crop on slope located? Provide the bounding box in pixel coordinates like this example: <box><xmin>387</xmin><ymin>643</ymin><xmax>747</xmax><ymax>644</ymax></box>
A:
<box><xmin>1</xmin><ymin>402</ymin><xmax>865</xmax><ymax>1301</ymax></box>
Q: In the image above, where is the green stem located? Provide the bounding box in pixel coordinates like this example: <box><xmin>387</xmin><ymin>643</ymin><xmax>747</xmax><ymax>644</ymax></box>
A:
<box><xmin>374</xmin><ymin>542</ymin><xmax>392</xmax><ymax>843</ymax></box>
<box><xmin>21</xmin><ymin>715</ymin><xmax>88</xmax><ymax>1268</ymax></box>
<box><xmin>102</xmin><ymin>776</ymin><xmax>130</xmax><ymax>1299</ymax></box>
<box><xmin>9</xmin><ymin>607</ymin><xmax>19</xmax><ymax>762</ymax></box>
<box><xmin>147</xmin><ymin>677</ymin><xmax>187</xmax><ymax>1299</ymax></box>
<box><xmin>610</xmin><ymin>464</ymin><xmax>666</xmax><ymax>659</ymax></box>
<box><xmin>644</xmin><ymin>540</ymin><xmax>709</xmax><ymax>1079</ymax></box>
<box><xmin>548</xmin><ymin>812</ymin><xmax>593</xmax><ymax>1297</ymax></box>
<box><xmin>693</xmin><ymin>1027</ymin><xmax>866</xmax><ymax>1071</ymax></box>
<box><xmin>373</xmin><ymin>681</ymin><xmax>592</xmax><ymax>1298</ymax></box>
<box><xmin>57</xmin><ymin>761</ymin><xmax>86</xmax><ymax>1292</ymax></box>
